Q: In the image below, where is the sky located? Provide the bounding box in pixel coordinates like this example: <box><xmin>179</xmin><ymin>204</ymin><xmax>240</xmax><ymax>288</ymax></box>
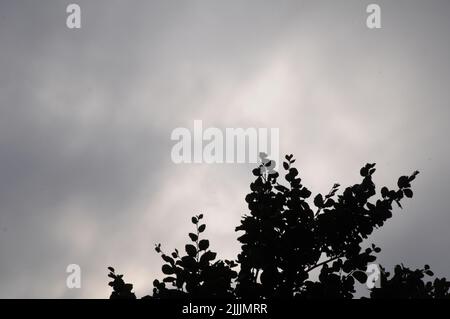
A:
<box><xmin>0</xmin><ymin>0</ymin><xmax>449</xmax><ymax>298</ymax></box>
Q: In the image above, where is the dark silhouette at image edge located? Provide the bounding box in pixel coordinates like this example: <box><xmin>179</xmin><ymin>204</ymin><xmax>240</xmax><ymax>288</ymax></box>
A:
<box><xmin>107</xmin><ymin>155</ymin><xmax>450</xmax><ymax>299</ymax></box>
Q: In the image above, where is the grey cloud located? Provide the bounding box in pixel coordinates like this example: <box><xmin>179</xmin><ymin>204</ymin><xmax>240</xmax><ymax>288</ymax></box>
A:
<box><xmin>0</xmin><ymin>0</ymin><xmax>449</xmax><ymax>297</ymax></box>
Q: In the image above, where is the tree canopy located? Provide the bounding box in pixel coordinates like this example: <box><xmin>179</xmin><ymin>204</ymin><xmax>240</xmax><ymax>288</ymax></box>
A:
<box><xmin>107</xmin><ymin>155</ymin><xmax>450</xmax><ymax>299</ymax></box>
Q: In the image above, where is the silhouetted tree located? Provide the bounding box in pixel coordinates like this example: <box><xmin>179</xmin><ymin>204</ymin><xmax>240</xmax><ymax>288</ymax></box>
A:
<box><xmin>107</xmin><ymin>267</ymin><xmax>136</xmax><ymax>299</ymax></box>
<box><xmin>151</xmin><ymin>214</ymin><xmax>238</xmax><ymax>299</ymax></box>
<box><xmin>370</xmin><ymin>265</ymin><xmax>450</xmax><ymax>299</ymax></box>
<box><xmin>108</xmin><ymin>155</ymin><xmax>450</xmax><ymax>299</ymax></box>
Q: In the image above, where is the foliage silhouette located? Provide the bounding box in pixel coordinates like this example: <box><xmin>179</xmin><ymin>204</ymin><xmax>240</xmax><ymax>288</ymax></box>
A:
<box><xmin>151</xmin><ymin>214</ymin><xmax>238</xmax><ymax>298</ymax></box>
<box><xmin>370</xmin><ymin>265</ymin><xmax>450</xmax><ymax>299</ymax></box>
<box><xmin>108</xmin><ymin>155</ymin><xmax>450</xmax><ymax>299</ymax></box>
<box><xmin>107</xmin><ymin>267</ymin><xmax>136</xmax><ymax>299</ymax></box>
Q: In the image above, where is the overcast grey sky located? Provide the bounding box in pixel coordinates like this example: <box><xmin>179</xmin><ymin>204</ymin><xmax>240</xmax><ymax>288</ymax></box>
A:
<box><xmin>0</xmin><ymin>0</ymin><xmax>449</xmax><ymax>298</ymax></box>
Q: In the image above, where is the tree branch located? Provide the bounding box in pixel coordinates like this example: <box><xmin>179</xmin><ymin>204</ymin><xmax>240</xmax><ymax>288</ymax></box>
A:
<box><xmin>306</xmin><ymin>255</ymin><xmax>342</xmax><ymax>273</ymax></box>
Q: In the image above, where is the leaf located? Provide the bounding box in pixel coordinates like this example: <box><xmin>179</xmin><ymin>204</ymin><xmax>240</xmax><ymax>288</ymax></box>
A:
<box><xmin>198</xmin><ymin>224</ymin><xmax>206</xmax><ymax>233</ymax></box>
<box><xmin>199</xmin><ymin>252</ymin><xmax>211</xmax><ymax>264</ymax></box>
<box><xmin>161</xmin><ymin>254</ymin><xmax>174</xmax><ymax>264</ymax></box>
<box><xmin>252</xmin><ymin>168</ymin><xmax>261</xmax><ymax>176</ymax></box>
<box><xmin>360</xmin><ymin>166</ymin><xmax>369</xmax><ymax>177</ymax></box>
<box><xmin>201</xmin><ymin>251</ymin><xmax>216</xmax><ymax>262</ymax></box>
<box><xmin>409</xmin><ymin>170</ymin><xmax>419</xmax><ymax>181</ymax></box>
<box><xmin>324</xmin><ymin>198</ymin><xmax>335</xmax><ymax>208</ymax></box>
<box><xmin>285</xmin><ymin>173</ymin><xmax>293</xmax><ymax>182</ymax></box>
<box><xmin>188</xmin><ymin>233</ymin><xmax>198</xmax><ymax>242</ymax></box>
<box><xmin>199</xmin><ymin>239</ymin><xmax>209</xmax><ymax>251</ymax></box>
<box><xmin>314</xmin><ymin>194</ymin><xmax>324</xmax><ymax>208</ymax></box>
<box><xmin>107</xmin><ymin>267</ymin><xmax>115</xmax><ymax>272</ymax></box>
<box><xmin>191</xmin><ymin>216</ymin><xmax>198</xmax><ymax>224</ymax></box>
<box><xmin>185</xmin><ymin>244</ymin><xmax>197</xmax><ymax>257</ymax></box>
<box><xmin>353</xmin><ymin>271</ymin><xmax>368</xmax><ymax>284</ymax></box>
<box><xmin>163</xmin><ymin>277</ymin><xmax>176</xmax><ymax>283</ymax></box>
<box><xmin>283</xmin><ymin>162</ymin><xmax>289</xmax><ymax>170</ymax></box>
<box><xmin>403</xmin><ymin>188</ymin><xmax>413</xmax><ymax>198</ymax></box>
<box><xmin>162</xmin><ymin>264</ymin><xmax>174</xmax><ymax>275</ymax></box>
<box><xmin>181</xmin><ymin>256</ymin><xmax>196</xmax><ymax>268</ymax></box>
<box><xmin>300</xmin><ymin>188</ymin><xmax>312</xmax><ymax>198</ymax></box>
<box><xmin>289</xmin><ymin>167</ymin><xmax>299</xmax><ymax>177</ymax></box>
<box><xmin>397</xmin><ymin>176</ymin><xmax>410</xmax><ymax>189</ymax></box>
<box><xmin>381</xmin><ymin>187</ymin><xmax>389</xmax><ymax>198</ymax></box>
